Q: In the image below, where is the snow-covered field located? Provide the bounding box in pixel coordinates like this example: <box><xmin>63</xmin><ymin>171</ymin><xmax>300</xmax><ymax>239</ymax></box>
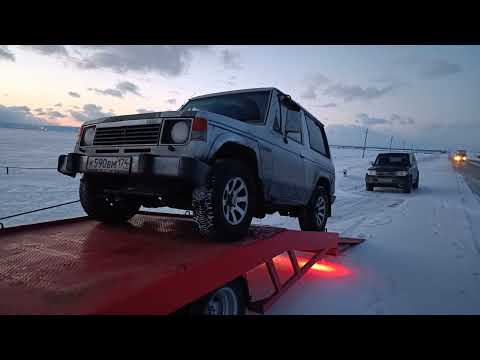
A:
<box><xmin>1</xmin><ymin>128</ymin><xmax>480</xmax><ymax>314</ymax></box>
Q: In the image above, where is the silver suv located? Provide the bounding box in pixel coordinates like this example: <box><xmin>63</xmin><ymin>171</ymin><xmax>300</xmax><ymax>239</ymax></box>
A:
<box><xmin>58</xmin><ymin>88</ymin><xmax>335</xmax><ymax>241</ymax></box>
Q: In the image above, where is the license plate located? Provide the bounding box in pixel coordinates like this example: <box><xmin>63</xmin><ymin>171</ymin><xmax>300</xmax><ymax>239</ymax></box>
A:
<box><xmin>378</xmin><ymin>178</ymin><xmax>393</xmax><ymax>183</ymax></box>
<box><xmin>87</xmin><ymin>157</ymin><xmax>131</xmax><ymax>173</ymax></box>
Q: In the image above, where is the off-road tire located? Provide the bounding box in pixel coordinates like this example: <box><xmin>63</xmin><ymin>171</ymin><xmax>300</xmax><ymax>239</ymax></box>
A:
<box><xmin>298</xmin><ymin>186</ymin><xmax>329</xmax><ymax>231</ymax></box>
<box><xmin>79</xmin><ymin>179</ymin><xmax>140</xmax><ymax>223</ymax></box>
<box><xmin>192</xmin><ymin>159</ymin><xmax>255</xmax><ymax>242</ymax></box>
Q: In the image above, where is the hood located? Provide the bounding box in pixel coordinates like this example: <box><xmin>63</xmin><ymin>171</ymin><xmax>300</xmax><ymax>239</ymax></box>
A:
<box><xmin>82</xmin><ymin>110</ymin><xmax>199</xmax><ymax>127</ymax></box>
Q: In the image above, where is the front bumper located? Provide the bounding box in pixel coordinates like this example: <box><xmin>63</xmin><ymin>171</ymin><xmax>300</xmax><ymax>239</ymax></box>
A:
<box><xmin>365</xmin><ymin>175</ymin><xmax>410</xmax><ymax>188</ymax></box>
<box><xmin>58</xmin><ymin>153</ymin><xmax>211</xmax><ymax>187</ymax></box>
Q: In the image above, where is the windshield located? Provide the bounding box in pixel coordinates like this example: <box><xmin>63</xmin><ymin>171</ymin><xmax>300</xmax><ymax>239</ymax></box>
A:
<box><xmin>180</xmin><ymin>91</ymin><xmax>271</xmax><ymax>123</ymax></box>
<box><xmin>375</xmin><ymin>154</ymin><xmax>410</xmax><ymax>167</ymax></box>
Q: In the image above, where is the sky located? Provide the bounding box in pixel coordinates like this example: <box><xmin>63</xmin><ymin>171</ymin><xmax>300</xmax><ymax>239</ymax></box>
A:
<box><xmin>0</xmin><ymin>45</ymin><xmax>479</xmax><ymax>151</ymax></box>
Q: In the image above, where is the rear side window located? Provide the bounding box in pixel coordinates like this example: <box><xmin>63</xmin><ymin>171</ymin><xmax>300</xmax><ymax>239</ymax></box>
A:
<box><xmin>305</xmin><ymin>114</ymin><xmax>328</xmax><ymax>157</ymax></box>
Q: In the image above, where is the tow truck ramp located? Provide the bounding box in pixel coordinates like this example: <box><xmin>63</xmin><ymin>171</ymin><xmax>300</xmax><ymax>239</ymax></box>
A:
<box><xmin>0</xmin><ymin>212</ymin><xmax>364</xmax><ymax>315</ymax></box>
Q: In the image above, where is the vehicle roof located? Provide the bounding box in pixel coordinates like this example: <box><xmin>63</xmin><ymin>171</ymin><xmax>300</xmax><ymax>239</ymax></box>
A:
<box><xmin>377</xmin><ymin>152</ymin><xmax>411</xmax><ymax>156</ymax></box>
<box><xmin>188</xmin><ymin>87</ymin><xmax>324</xmax><ymax>127</ymax></box>
<box><xmin>189</xmin><ymin>87</ymin><xmax>278</xmax><ymax>100</ymax></box>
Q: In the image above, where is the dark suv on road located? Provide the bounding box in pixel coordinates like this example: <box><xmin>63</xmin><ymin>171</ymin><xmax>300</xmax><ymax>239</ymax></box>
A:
<box><xmin>58</xmin><ymin>88</ymin><xmax>335</xmax><ymax>241</ymax></box>
<box><xmin>365</xmin><ymin>152</ymin><xmax>419</xmax><ymax>193</ymax></box>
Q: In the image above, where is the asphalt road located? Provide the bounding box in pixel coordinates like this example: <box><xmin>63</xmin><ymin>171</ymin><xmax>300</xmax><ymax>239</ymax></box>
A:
<box><xmin>453</xmin><ymin>159</ymin><xmax>480</xmax><ymax>199</ymax></box>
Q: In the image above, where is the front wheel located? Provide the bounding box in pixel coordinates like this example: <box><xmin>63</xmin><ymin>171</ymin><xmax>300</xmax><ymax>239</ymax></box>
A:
<box><xmin>192</xmin><ymin>159</ymin><xmax>256</xmax><ymax>242</ymax></box>
<box><xmin>298</xmin><ymin>187</ymin><xmax>329</xmax><ymax>231</ymax></box>
<box><xmin>79</xmin><ymin>179</ymin><xmax>140</xmax><ymax>223</ymax></box>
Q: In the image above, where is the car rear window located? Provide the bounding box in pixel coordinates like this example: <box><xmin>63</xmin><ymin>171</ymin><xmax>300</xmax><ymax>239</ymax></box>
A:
<box><xmin>180</xmin><ymin>91</ymin><xmax>271</xmax><ymax>123</ymax></box>
<box><xmin>375</xmin><ymin>154</ymin><xmax>410</xmax><ymax>167</ymax></box>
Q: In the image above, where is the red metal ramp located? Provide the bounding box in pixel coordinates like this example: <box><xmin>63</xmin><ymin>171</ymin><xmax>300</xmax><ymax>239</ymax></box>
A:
<box><xmin>0</xmin><ymin>212</ymin><xmax>363</xmax><ymax>315</ymax></box>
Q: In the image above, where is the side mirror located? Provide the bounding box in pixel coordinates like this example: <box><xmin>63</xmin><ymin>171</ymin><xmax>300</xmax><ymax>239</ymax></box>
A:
<box><xmin>279</xmin><ymin>94</ymin><xmax>300</xmax><ymax>111</ymax></box>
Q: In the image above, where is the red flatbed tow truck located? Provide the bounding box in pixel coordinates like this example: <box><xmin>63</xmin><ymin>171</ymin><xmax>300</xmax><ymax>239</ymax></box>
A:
<box><xmin>0</xmin><ymin>211</ymin><xmax>364</xmax><ymax>315</ymax></box>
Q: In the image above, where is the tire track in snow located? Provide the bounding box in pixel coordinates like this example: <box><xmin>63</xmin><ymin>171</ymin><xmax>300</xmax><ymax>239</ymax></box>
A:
<box><xmin>455</xmin><ymin>173</ymin><xmax>480</xmax><ymax>255</ymax></box>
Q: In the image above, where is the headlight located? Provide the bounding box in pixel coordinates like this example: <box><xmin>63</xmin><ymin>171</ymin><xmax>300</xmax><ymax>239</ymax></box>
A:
<box><xmin>454</xmin><ymin>155</ymin><xmax>461</xmax><ymax>161</ymax></box>
<box><xmin>395</xmin><ymin>171</ymin><xmax>408</xmax><ymax>176</ymax></box>
<box><xmin>462</xmin><ymin>156</ymin><xmax>467</xmax><ymax>161</ymax></box>
<box><xmin>367</xmin><ymin>170</ymin><xmax>377</xmax><ymax>176</ymax></box>
<box><xmin>81</xmin><ymin>126</ymin><xmax>96</xmax><ymax>146</ymax></box>
<box><xmin>170</xmin><ymin>121</ymin><xmax>190</xmax><ymax>144</ymax></box>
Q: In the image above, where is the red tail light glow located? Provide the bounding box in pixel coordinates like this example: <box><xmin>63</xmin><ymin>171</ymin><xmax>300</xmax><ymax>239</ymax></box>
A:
<box><xmin>298</xmin><ymin>259</ymin><xmax>351</xmax><ymax>277</ymax></box>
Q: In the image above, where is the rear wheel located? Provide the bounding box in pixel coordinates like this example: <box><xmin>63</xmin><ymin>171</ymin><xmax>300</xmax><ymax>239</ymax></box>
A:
<box><xmin>79</xmin><ymin>179</ymin><xmax>140</xmax><ymax>223</ymax></box>
<box><xmin>192</xmin><ymin>159</ymin><xmax>255</xmax><ymax>242</ymax></box>
<box><xmin>298</xmin><ymin>187</ymin><xmax>329</xmax><ymax>231</ymax></box>
<box><xmin>366</xmin><ymin>184</ymin><xmax>374</xmax><ymax>191</ymax></box>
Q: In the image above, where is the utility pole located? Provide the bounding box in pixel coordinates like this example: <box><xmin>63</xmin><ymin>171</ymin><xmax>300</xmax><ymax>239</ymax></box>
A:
<box><xmin>362</xmin><ymin>128</ymin><xmax>369</xmax><ymax>159</ymax></box>
<box><xmin>389</xmin><ymin>136</ymin><xmax>394</xmax><ymax>151</ymax></box>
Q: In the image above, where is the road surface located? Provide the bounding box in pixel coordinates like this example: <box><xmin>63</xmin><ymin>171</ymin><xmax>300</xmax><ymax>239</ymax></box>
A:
<box><xmin>453</xmin><ymin>159</ymin><xmax>480</xmax><ymax>200</ymax></box>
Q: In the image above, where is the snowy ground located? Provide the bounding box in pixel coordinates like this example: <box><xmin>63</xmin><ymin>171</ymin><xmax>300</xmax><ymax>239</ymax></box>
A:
<box><xmin>1</xmin><ymin>128</ymin><xmax>480</xmax><ymax>314</ymax></box>
<box><xmin>267</xmin><ymin>152</ymin><xmax>480</xmax><ymax>315</ymax></box>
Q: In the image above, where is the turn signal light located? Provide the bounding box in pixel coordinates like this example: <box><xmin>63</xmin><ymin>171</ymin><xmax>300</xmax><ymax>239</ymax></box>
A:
<box><xmin>191</xmin><ymin>117</ymin><xmax>208</xmax><ymax>141</ymax></box>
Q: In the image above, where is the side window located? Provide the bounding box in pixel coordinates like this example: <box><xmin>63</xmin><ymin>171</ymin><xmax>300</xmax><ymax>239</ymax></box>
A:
<box><xmin>305</xmin><ymin>114</ymin><xmax>329</xmax><ymax>157</ymax></box>
<box><xmin>284</xmin><ymin>108</ymin><xmax>303</xmax><ymax>143</ymax></box>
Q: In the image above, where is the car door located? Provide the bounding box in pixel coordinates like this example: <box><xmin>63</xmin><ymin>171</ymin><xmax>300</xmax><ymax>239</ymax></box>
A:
<box><xmin>303</xmin><ymin>112</ymin><xmax>333</xmax><ymax>198</ymax></box>
<box><xmin>267</xmin><ymin>93</ymin><xmax>306</xmax><ymax>205</ymax></box>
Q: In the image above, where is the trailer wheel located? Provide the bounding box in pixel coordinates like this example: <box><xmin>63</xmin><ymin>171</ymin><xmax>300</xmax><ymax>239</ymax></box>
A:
<box><xmin>298</xmin><ymin>186</ymin><xmax>329</xmax><ymax>231</ymax></box>
<box><xmin>192</xmin><ymin>159</ymin><xmax>255</xmax><ymax>242</ymax></box>
<box><xmin>79</xmin><ymin>179</ymin><xmax>140</xmax><ymax>223</ymax></box>
<box><xmin>187</xmin><ymin>280</ymin><xmax>247</xmax><ymax>315</ymax></box>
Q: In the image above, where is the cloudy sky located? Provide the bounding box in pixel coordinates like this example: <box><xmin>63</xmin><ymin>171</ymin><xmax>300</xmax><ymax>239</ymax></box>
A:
<box><xmin>0</xmin><ymin>45</ymin><xmax>479</xmax><ymax>151</ymax></box>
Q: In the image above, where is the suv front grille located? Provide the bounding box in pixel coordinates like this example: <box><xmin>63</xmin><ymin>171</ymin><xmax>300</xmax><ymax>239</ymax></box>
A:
<box><xmin>93</xmin><ymin>124</ymin><xmax>162</xmax><ymax>146</ymax></box>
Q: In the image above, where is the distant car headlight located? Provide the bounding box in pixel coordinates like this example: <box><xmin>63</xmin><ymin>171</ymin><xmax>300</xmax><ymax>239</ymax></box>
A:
<box><xmin>81</xmin><ymin>126</ymin><xmax>96</xmax><ymax>146</ymax></box>
<box><xmin>170</xmin><ymin>121</ymin><xmax>190</xmax><ymax>144</ymax></box>
<box><xmin>454</xmin><ymin>155</ymin><xmax>461</xmax><ymax>161</ymax></box>
<box><xmin>367</xmin><ymin>170</ymin><xmax>377</xmax><ymax>176</ymax></box>
<box><xmin>462</xmin><ymin>156</ymin><xmax>467</xmax><ymax>161</ymax></box>
<box><xmin>395</xmin><ymin>171</ymin><xmax>408</xmax><ymax>176</ymax></box>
